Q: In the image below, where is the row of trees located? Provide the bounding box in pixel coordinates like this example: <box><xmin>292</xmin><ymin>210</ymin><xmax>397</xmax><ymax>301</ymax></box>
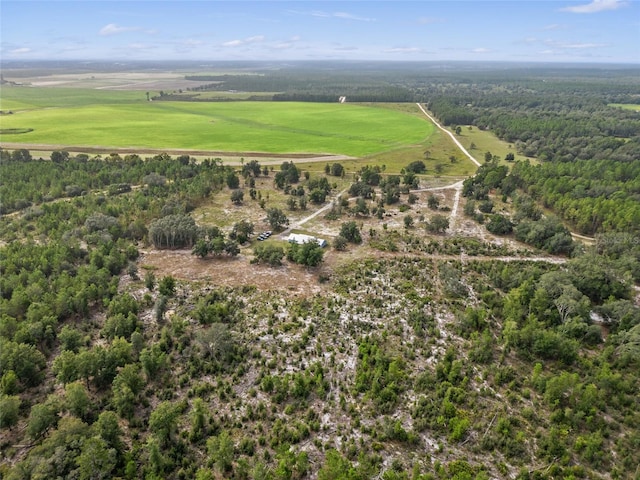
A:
<box><xmin>0</xmin><ymin>149</ymin><xmax>233</xmax><ymax>215</ymax></box>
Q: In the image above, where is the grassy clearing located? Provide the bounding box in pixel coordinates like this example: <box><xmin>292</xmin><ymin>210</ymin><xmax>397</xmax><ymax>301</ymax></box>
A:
<box><xmin>609</xmin><ymin>103</ymin><xmax>640</xmax><ymax>111</ymax></box>
<box><xmin>447</xmin><ymin>124</ymin><xmax>536</xmax><ymax>165</ymax></box>
<box><xmin>0</xmin><ymin>91</ymin><xmax>432</xmax><ymax>157</ymax></box>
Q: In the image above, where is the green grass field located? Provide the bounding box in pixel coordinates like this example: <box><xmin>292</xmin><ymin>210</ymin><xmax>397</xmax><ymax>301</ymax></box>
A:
<box><xmin>446</xmin><ymin>124</ymin><xmax>536</xmax><ymax>165</ymax></box>
<box><xmin>0</xmin><ymin>87</ymin><xmax>433</xmax><ymax>157</ymax></box>
<box><xmin>609</xmin><ymin>103</ymin><xmax>640</xmax><ymax>111</ymax></box>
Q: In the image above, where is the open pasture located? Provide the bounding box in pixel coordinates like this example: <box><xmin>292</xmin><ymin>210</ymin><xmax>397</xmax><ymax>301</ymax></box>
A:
<box><xmin>0</xmin><ymin>87</ymin><xmax>433</xmax><ymax>157</ymax></box>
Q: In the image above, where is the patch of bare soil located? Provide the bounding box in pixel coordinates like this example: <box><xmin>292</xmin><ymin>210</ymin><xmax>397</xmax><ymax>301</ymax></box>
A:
<box><xmin>138</xmin><ymin>248</ymin><xmax>330</xmax><ymax>296</ymax></box>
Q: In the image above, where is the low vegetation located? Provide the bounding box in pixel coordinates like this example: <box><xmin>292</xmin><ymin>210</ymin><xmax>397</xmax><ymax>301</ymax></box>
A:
<box><xmin>0</xmin><ymin>62</ymin><xmax>639</xmax><ymax>479</ymax></box>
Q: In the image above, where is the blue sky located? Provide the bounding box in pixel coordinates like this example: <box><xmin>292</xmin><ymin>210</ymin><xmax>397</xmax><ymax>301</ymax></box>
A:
<box><xmin>2</xmin><ymin>1</ymin><xmax>639</xmax><ymax>63</ymax></box>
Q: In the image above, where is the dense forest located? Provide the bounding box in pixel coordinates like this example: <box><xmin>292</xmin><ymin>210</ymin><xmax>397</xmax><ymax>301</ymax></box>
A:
<box><xmin>1</xmin><ymin>150</ymin><xmax>638</xmax><ymax>478</ymax></box>
<box><xmin>1</xmin><ymin>63</ymin><xmax>640</xmax><ymax>479</ymax></box>
<box><xmin>418</xmin><ymin>71</ymin><xmax>640</xmax><ymax>237</ymax></box>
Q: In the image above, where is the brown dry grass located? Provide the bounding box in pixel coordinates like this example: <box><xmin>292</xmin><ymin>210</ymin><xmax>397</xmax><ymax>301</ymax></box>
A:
<box><xmin>138</xmin><ymin>248</ymin><xmax>334</xmax><ymax>297</ymax></box>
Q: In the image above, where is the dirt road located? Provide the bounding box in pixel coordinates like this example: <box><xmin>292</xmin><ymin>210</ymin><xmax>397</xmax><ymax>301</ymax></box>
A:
<box><xmin>416</xmin><ymin>103</ymin><xmax>481</xmax><ymax>168</ymax></box>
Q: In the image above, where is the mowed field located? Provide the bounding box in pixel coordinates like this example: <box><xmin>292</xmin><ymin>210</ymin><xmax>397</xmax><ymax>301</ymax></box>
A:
<box><xmin>0</xmin><ymin>87</ymin><xmax>433</xmax><ymax>157</ymax></box>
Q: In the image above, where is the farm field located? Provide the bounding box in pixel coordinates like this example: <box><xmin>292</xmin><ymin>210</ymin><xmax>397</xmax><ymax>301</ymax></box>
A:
<box><xmin>0</xmin><ymin>88</ymin><xmax>433</xmax><ymax>157</ymax></box>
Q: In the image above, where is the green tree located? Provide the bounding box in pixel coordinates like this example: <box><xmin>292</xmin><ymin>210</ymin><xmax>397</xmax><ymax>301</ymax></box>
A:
<box><xmin>230</xmin><ymin>189</ymin><xmax>244</xmax><ymax>205</ymax></box>
<box><xmin>330</xmin><ymin>163</ymin><xmax>344</xmax><ymax>176</ymax></box>
<box><xmin>192</xmin><ymin>238</ymin><xmax>211</xmax><ymax>258</ymax></box>
<box><xmin>158</xmin><ymin>275</ymin><xmax>176</xmax><ymax>297</ymax></box>
<box><xmin>406</xmin><ymin>160</ymin><xmax>426</xmax><ymax>174</ymax></box>
<box><xmin>230</xmin><ymin>220</ymin><xmax>254</xmax><ymax>244</ymax></box>
<box><xmin>140</xmin><ymin>344</ymin><xmax>167</xmax><ymax>380</ymax></box>
<box><xmin>288</xmin><ymin>241</ymin><xmax>325</xmax><ymax>267</ymax></box>
<box><xmin>65</xmin><ymin>381</ymin><xmax>91</xmax><ymax>420</ymax></box>
<box><xmin>207</xmin><ymin>430</ymin><xmax>235</xmax><ymax>473</ymax></box>
<box><xmin>111</xmin><ymin>364</ymin><xmax>143</xmax><ymax>419</ymax></box>
<box><xmin>59</xmin><ymin>325</ymin><xmax>85</xmax><ymax>352</ymax></box>
<box><xmin>404</xmin><ymin>215</ymin><xmax>414</xmax><ymax>229</ymax></box>
<box><xmin>266</xmin><ymin>208</ymin><xmax>289</xmax><ymax>231</ymax></box>
<box><xmin>145</xmin><ymin>271</ymin><xmax>156</xmax><ymax>291</ymax></box>
<box><xmin>197</xmin><ymin>323</ymin><xmax>234</xmax><ymax>362</ymax></box>
<box><xmin>339</xmin><ymin>221</ymin><xmax>362</xmax><ymax>244</ymax></box>
<box><xmin>226</xmin><ymin>171</ymin><xmax>240</xmax><ymax>189</ymax></box>
<box><xmin>486</xmin><ymin>214</ymin><xmax>513</xmax><ymax>235</ymax></box>
<box><xmin>190</xmin><ymin>398</ymin><xmax>209</xmax><ymax>442</ymax></box>
<box><xmin>309</xmin><ymin>188</ymin><xmax>327</xmax><ymax>204</ymax></box>
<box><xmin>148</xmin><ymin>214</ymin><xmax>198</xmax><ymax>249</ymax></box>
<box><xmin>93</xmin><ymin>410</ymin><xmax>124</xmax><ymax>452</ymax></box>
<box><xmin>76</xmin><ymin>436</ymin><xmax>117</xmax><ymax>480</ymax></box>
<box><xmin>253</xmin><ymin>243</ymin><xmax>286</xmax><ymax>266</ymax></box>
<box><xmin>0</xmin><ymin>394</ymin><xmax>21</xmax><ymax>428</ymax></box>
<box><xmin>318</xmin><ymin>449</ymin><xmax>354</xmax><ymax>480</ymax></box>
<box><xmin>145</xmin><ymin>434</ymin><xmax>166</xmax><ymax>476</ymax></box>
<box><xmin>0</xmin><ymin>340</ymin><xmax>47</xmax><ymax>387</ymax></box>
<box><xmin>0</xmin><ymin>370</ymin><xmax>18</xmax><ymax>395</ymax></box>
<box><xmin>149</xmin><ymin>400</ymin><xmax>180</xmax><ymax>446</ymax></box>
<box><xmin>333</xmin><ymin>235</ymin><xmax>348</xmax><ymax>251</ymax></box>
<box><xmin>427</xmin><ymin>214</ymin><xmax>450</xmax><ymax>234</ymax></box>
<box><xmin>27</xmin><ymin>397</ymin><xmax>60</xmax><ymax>439</ymax></box>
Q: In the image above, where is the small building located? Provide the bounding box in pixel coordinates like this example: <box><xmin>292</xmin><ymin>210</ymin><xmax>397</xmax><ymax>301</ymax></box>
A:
<box><xmin>287</xmin><ymin>233</ymin><xmax>327</xmax><ymax>248</ymax></box>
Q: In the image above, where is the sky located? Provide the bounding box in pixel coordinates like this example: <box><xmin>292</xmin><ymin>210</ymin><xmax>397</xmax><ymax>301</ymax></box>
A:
<box><xmin>1</xmin><ymin>0</ymin><xmax>639</xmax><ymax>64</ymax></box>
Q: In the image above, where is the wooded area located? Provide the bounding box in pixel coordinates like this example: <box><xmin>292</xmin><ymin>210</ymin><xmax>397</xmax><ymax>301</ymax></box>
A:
<box><xmin>1</xmin><ymin>63</ymin><xmax>639</xmax><ymax>479</ymax></box>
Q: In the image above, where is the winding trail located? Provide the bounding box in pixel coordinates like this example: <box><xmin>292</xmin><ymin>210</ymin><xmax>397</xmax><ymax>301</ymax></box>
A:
<box><xmin>280</xmin><ymin>186</ymin><xmax>351</xmax><ymax>237</ymax></box>
<box><xmin>416</xmin><ymin>103</ymin><xmax>481</xmax><ymax>168</ymax></box>
<box><xmin>415</xmin><ymin>103</ymin><xmax>599</xmax><ymax>243</ymax></box>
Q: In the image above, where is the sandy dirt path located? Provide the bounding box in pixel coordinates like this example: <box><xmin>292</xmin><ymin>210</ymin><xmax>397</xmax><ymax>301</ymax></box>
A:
<box><xmin>416</xmin><ymin>103</ymin><xmax>481</xmax><ymax>168</ymax></box>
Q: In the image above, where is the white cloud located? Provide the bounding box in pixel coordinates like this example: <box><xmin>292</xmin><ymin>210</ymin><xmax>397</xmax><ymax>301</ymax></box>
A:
<box><xmin>9</xmin><ymin>47</ymin><xmax>32</xmax><ymax>55</ymax></box>
<box><xmin>563</xmin><ymin>42</ymin><xmax>608</xmax><ymax>48</ymax></box>
<box><xmin>222</xmin><ymin>35</ymin><xmax>265</xmax><ymax>48</ymax></box>
<box><xmin>181</xmin><ymin>39</ymin><xmax>204</xmax><ymax>47</ymax></box>
<box><xmin>472</xmin><ymin>47</ymin><xmax>490</xmax><ymax>53</ymax></box>
<box><xmin>272</xmin><ymin>36</ymin><xmax>302</xmax><ymax>50</ymax></box>
<box><xmin>292</xmin><ymin>10</ymin><xmax>375</xmax><ymax>22</ymax></box>
<box><xmin>333</xmin><ymin>12</ymin><xmax>376</xmax><ymax>22</ymax></box>
<box><xmin>560</xmin><ymin>0</ymin><xmax>628</xmax><ymax>13</ymax></box>
<box><xmin>544</xmin><ymin>39</ymin><xmax>608</xmax><ymax>49</ymax></box>
<box><xmin>383</xmin><ymin>47</ymin><xmax>421</xmax><ymax>54</ymax></box>
<box><xmin>99</xmin><ymin>23</ymin><xmax>135</xmax><ymax>36</ymax></box>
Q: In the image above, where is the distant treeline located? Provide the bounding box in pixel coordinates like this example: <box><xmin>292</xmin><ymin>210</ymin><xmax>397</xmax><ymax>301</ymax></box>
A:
<box><xmin>413</xmin><ymin>71</ymin><xmax>640</xmax><ymax>237</ymax></box>
<box><xmin>184</xmin><ymin>73</ymin><xmax>415</xmax><ymax>102</ymax></box>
